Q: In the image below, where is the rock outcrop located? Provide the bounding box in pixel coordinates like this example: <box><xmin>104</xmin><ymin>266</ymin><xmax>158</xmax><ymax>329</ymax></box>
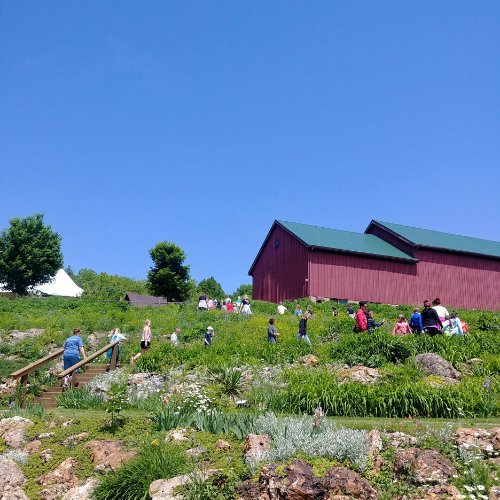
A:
<box><xmin>394</xmin><ymin>448</ymin><xmax>457</xmax><ymax>484</ymax></box>
<box><xmin>242</xmin><ymin>434</ymin><xmax>270</xmax><ymax>461</ymax></box>
<box><xmin>4</xmin><ymin>430</ymin><xmax>29</xmax><ymax>449</ymax></box>
<box><xmin>149</xmin><ymin>470</ymin><xmax>220</xmax><ymax>500</ymax></box>
<box><xmin>60</xmin><ymin>478</ymin><xmax>97</xmax><ymax>500</ymax></box>
<box><xmin>415</xmin><ymin>353</ymin><xmax>461</xmax><ymax>380</ymax></box>
<box><xmin>36</xmin><ymin>457</ymin><xmax>80</xmax><ymax>488</ymax></box>
<box><xmin>0</xmin><ymin>417</ymin><xmax>34</xmax><ymax>438</ymax></box>
<box><xmin>85</xmin><ymin>440</ymin><xmax>137</xmax><ymax>470</ymax></box>
<box><xmin>454</xmin><ymin>427</ymin><xmax>500</xmax><ymax>454</ymax></box>
<box><xmin>336</xmin><ymin>366</ymin><xmax>381</xmax><ymax>385</ymax></box>
<box><xmin>239</xmin><ymin>459</ymin><xmax>379</xmax><ymax>500</ymax></box>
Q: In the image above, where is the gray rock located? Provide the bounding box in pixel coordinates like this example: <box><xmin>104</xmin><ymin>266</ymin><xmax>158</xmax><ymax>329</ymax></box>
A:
<box><xmin>0</xmin><ymin>417</ymin><xmax>34</xmax><ymax>438</ymax></box>
<box><xmin>149</xmin><ymin>470</ymin><xmax>220</xmax><ymax>500</ymax></box>
<box><xmin>415</xmin><ymin>353</ymin><xmax>461</xmax><ymax>380</ymax></box>
<box><xmin>0</xmin><ymin>489</ymin><xmax>30</xmax><ymax>500</ymax></box>
<box><xmin>0</xmin><ymin>459</ymin><xmax>26</xmax><ymax>491</ymax></box>
<box><xmin>60</xmin><ymin>478</ymin><xmax>98</xmax><ymax>500</ymax></box>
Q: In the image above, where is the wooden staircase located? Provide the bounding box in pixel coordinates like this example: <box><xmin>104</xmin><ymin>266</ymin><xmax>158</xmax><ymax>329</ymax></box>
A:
<box><xmin>32</xmin><ymin>364</ymin><xmax>108</xmax><ymax>409</ymax></box>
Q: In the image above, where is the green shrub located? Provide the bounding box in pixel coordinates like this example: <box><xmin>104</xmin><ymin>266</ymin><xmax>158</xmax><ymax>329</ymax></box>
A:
<box><xmin>92</xmin><ymin>441</ymin><xmax>189</xmax><ymax>500</ymax></box>
<box><xmin>57</xmin><ymin>388</ymin><xmax>104</xmax><ymax>410</ymax></box>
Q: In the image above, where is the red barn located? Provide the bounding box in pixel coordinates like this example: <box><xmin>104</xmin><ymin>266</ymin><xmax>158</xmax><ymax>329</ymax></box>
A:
<box><xmin>248</xmin><ymin>220</ymin><xmax>500</xmax><ymax>310</ymax></box>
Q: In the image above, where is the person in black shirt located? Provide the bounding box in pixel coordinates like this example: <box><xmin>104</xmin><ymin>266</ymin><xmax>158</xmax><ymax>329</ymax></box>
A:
<box><xmin>421</xmin><ymin>300</ymin><xmax>443</xmax><ymax>336</ymax></box>
<box><xmin>347</xmin><ymin>305</ymin><xmax>355</xmax><ymax>318</ymax></box>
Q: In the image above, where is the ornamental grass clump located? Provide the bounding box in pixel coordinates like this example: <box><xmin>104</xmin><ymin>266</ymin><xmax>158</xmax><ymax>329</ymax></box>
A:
<box><xmin>254</xmin><ymin>412</ymin><xmax>369</xmax><ymax>471</ymax></box>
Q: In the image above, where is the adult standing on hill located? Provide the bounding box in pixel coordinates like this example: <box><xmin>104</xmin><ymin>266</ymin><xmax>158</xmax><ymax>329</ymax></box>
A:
<box><xmin>421</xmin><ymin>300</ymin><xmax>443</xmax><ymax>336</ymax></box>
<box><xmin>198</xmin><ymin>292</ymin><xmax>208</xmax><ymax>310</ymax></box>
<box><xmin>62</xmin><ymin>328</ymin><xmax>86</xmax><ymax>371</ymax></box>
<box><xmin>141</xmin><ymin>319</ymin><xmax>152</xmax><ymax>355</ymax></box>
<box><xmin>240</xmin><ymin>295</ymin><xmax>252</xmax><ymax>315</ymax></box>
<box><xmin>432</xmin><ymin>298</ymin><xmax>449</xmax><ymax>324</ymax></box>
<box><xmin>224</xmin><ymin>295</ymin><xmax>231</xmax><ymax>306</ymax></box>
<box><xmin>354</xmin><ymin>302</ymin><xmax>368</xmax><ymax>332</ymax></box>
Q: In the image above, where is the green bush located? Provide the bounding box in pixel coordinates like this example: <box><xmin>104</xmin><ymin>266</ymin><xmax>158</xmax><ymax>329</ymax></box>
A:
<box><xmin>92</xmin><ymin>441</ymin><xmax>189</xmax><ymax>500</ymax></box>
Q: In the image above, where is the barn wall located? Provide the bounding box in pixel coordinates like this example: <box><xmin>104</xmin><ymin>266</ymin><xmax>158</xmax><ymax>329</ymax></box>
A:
<box><xmin>308</xmin><ymin>250</ymin><xmax>418</xmax><ymax>304</ymax></box>
<box><xmin>415</xmin><ymin>249</ymin><xmax>500</xmax><ymax>310</ymax></box>
<box><xmin>251</xmin><ymin>225</ymin><xmax>308</xmax><ymax>303</ymax></box>
<box><xmin>366</xmin><ymin>224</ymin><xmax>415</xmax><ymax>256</ymax></box>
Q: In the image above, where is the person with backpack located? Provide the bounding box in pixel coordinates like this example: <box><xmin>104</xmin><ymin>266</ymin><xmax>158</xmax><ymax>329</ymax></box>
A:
<box><xmin>442</xmin><ymin>311</ymin><xmax>465</xmax><ymax>336</ymax></box>
<box><xmin>409</xmin><ymin>308</ymin><xmax>424</xmax><ymax>334</ymax></box>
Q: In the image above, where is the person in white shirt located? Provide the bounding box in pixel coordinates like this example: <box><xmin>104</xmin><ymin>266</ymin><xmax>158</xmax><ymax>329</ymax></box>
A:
<box><xmin>432</xmin><ymin>298</ymin><xmax>449</xmax><ymax>323</ymax></box>
<box><xmin>277</xmin><ymin>302</ymin><xmax>287</xmax><ymax>314</ymax></box>
<box><xmin>224</xmin><ymin>296</ymin><xmax>232</xmax><ymax>306</ymax></box>
<box><xmin>171</xmin><ymin>328</ymin><xmax>180</xmax><ymax>347</ymax></box>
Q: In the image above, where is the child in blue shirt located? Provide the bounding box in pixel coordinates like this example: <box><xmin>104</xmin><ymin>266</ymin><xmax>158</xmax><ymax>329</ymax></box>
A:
<box><xmin>267</xmin><ymin>318</ymin><xmax>281</xmax><ymax>344</ymax></box>
<box><xmin>204</xmin><ymin>326</ymin><xmax>214</xmax><ymax>347</ymax></box>
<box><xmin>409</xmin><ymin>308</ymin><xmax>423</xmax><ymax>334</ymax></box>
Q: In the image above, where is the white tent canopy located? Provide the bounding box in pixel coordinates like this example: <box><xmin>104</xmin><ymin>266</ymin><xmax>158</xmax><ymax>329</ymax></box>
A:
<box><xmin>0</xmin><ymin>269</ymin><xmax>84</xmax><ymax>297</ymax></box>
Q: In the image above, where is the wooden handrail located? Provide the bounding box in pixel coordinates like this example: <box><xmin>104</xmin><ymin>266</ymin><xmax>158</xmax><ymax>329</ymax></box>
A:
<box><xmin>57</xmin><ymin>340</ymin><xmax>120</xmax><ymax>378</ymax></box>
<box><xmin>10</xmin><ymin>348</ymin><xmax>65</xmax><ymax>380</ymax></box>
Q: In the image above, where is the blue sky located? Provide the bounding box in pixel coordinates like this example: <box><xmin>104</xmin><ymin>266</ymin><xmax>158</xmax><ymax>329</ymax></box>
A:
<box><xmin>1</xmin><ymin>1</ymin><xmax>499</xmax><ymax>294</ymax></box>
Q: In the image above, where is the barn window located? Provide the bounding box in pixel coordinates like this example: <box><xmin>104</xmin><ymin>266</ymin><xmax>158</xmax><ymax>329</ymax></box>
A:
<box><xmin>275</xmin><ymin>239</ymin><xmax>280</xmax><ymax>249</ymax></box>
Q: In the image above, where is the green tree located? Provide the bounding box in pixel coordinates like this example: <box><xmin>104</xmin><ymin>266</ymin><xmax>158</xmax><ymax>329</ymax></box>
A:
<box><xmin>232</xmin><ymin>283</ymin><xmax>252</xmax><ymax>299</ymax></box>
<box><xmin>198</xmin><ymin>276</ymin><xmax>225</xmax><ymax>299</ymax></box>
<box><xmin>147</xmin><ymin>241</ymin><xmax>192</xmax><ymax>301</ymax></box>
<box><xmin>0</xmin><ymin>213</ymin><xmax>63</xmax><ymax>295</ymax></box>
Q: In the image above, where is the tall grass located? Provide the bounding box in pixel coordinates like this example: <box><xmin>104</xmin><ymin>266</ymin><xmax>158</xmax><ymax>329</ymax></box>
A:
<box><xmin>57</xmin><ymin>387</ymin><xmax>104</xmax><ymax>409</ymax></box>
<box><xmin>92</xmin><ymin>441</ymin><xmax>189</xmax><ymax>500</ymax></box>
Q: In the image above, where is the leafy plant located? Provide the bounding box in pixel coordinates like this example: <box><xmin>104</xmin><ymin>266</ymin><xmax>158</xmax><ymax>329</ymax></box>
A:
<box><xmin>92</xmin><ymin>441</ymin><xmax>189</xmax><ymax>500</ymax></box>
<box><xmin>208</xmin><ymin>366</ymin><xmax>243</xmax><ymax>395</ymax></box>
<box><xmin>57</xmin><ymin>387</ymin><xmax>104</xmax><ymax>410</ymax></box>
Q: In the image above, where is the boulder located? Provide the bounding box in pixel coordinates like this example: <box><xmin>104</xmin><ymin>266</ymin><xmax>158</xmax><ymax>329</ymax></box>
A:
<box><xmin>40</xmin><ymin>449</ymin><xmax>54</xmax><ymax>462</ymax></box>
<box><xmin>85</xmin><ymin>440</ymin><xmax>137</xmax><ymax>470</ymax></box>
<box><xmin>0</xmin><ymin>459</ymin><xmax>26</xmax><ymax>491</ymax></box>
<box><xmin>60</xmin><ymin>478</ymin><xmax>97</xmax><ymax>500</ymax></box>
<box><xmin>336</xmin><ymin>366</ymin><xmax>381</xmax><ymax>385</ymax></box>
<box><xmin>149</xmin><ymin>470</ymin><xmax>220</xmax><ymax>500</ymax></box>
<box><xmin>4</xmin><ymin>430</ymin><xmax>29</xmax><ymax>449</ymax></box>
<box><xmin>489</xmin><ymin>486</ymin><xmax>500</xmax><ymax>500</ymax></box>
<box><xmin>214</xmin><ymin>439</ymin><xmax>231</xmax><ymax>451</ymax></box>
<box><xmin>0</xmin><ymin>417</ymin><xmax>34</xmax><ymax>438</ymax></box>
<box><xmin>415</xmin><ymin>354</ymin><xmax>461</xmax><ymax>381</ymax></box>
<box><xmin>243</xmin><ymin>434</ymin><xmax>270</xmax><ymax>460</ymax></box>
<box><xmin>455</xmin><ymin>427</ymin><xmax>500</xmax><ymax>454</ymax></box>
<box><xmin>62</xmin><ymin>433</ymin><xmax>89</xmax><ymax>446</ymax></box>
<box><xmin>36</xmin><ymin>457</ymin><xmax>79</xmax><ymax>488</ymax></box>
<box><xmin>383</xmin><ymin>432</ymin><xmax>417</xmax><ymax>448</ymax></box>
<box><xmin>8</xmin><ymin>329</ymin><xmax>44</xmax><ymax>344</ymax></box>
<box><xmin>38</xmin><ymin>485</ymin><xmax>67</xmax><ymax>500</ymax></box>
<box><xmin>394</xmin><ymin>448</ymin><xmax>457</xmax><ymax>484</ymax></box>
<box><xmin>238</xmin><ymin>460</ymin><xmax>379</xmax><ymax>500</ymax></box>
<box><xmin>0</xmin><ymin>490</ymin><xmax>29</xmax><ymax>500</ymax></box>
<box><xmin>299</xmin><ymin>354</ymin><xmax>319</xmax><ymax>366</ymax></box>
<box><xmin>25</xmin><ymin>440</ymin><xmax>42</xmax><ymax>455</ymax></box>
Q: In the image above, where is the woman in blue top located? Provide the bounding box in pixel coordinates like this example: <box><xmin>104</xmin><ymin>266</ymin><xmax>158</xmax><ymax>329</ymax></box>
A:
<box><xmin>63</xmin><ymin>328</ymin><xmax>86</xmax><ymax>370</ymax></box>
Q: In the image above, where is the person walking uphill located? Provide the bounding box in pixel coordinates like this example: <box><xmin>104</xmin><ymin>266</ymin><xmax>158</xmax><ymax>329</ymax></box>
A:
<box><xmin>240</xmin><ymin>295</ymin><xmax>252</xmax><ymax>315</ymax></box>
<box><xmin>141</xmin><ymin>319</ymin><xmax>152</xmax><ymax>355</ymax></box>
<box><xmin>63</xmin><ymin>328</ymin><xmax>86</xmax><ymax>371</ymax></box>
<box><xmin>267</xmin><ymin>318</ymin><xmax>281</xmax><ymax>344</ymax></box>
<box><xmin>297</xmin><ymin>308</ymin><xmax>312</xmax><ymax>344</ymax></box>
<box><xmin>421</xmin><ymin>300</ymin><xmax>443</xmax><ymax>336</ymax></box>
<box><xmin>354</xmin><ymin>302</ymin><xmax>368</xmax><ymax>332</ymax></box>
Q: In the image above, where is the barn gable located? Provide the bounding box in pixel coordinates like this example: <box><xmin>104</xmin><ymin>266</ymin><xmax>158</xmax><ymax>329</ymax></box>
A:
<box><xmin>367</xmin><ymin>220</ymin><xmax>500</xmax><ymax>260</ymax></box>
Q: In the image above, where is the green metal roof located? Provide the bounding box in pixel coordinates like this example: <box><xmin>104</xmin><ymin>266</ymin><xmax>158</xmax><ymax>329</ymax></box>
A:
<box><xmin>373</xmin><ymin>221</ymin><xmax>500</xmax><ymax>259</ymax></box>
<box><xmin>277</xmin><ymin>220</ymin><xmax>418</xmax><ymax>261</ymax></box>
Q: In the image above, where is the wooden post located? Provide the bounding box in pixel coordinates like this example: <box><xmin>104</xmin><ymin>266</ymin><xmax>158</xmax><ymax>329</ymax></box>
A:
<box><xmin>20</xmin><ymin>374</ymin><xmax>28</xmax><ymax>408</ymax></box>
<box><xmin>70</xmin><ymin>369</ymin><xmax>77</xmax><ymax>389</ymax></box>
<box><xmin>110</xmin><ymin>344</ymin><xmax>118</xmax><ymax>370</ymax></box>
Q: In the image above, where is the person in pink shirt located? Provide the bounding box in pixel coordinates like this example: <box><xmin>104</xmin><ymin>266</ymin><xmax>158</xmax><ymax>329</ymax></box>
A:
<box><xmin>354</xmin><ymin>301</ymin><xmax>368</xmax><ymax>332</ymax></box>
<box><xmin>392</xmin><ymin>315</ymin><xmax>412</xmax><ymax>336</ymax></box>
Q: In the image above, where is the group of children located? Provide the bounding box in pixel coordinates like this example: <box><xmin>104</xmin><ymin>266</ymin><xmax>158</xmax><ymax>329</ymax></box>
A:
<box><xmin>198</xmin><ymin>293</ymin><xmax>252</xmax><ymax>315</ymax></box>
